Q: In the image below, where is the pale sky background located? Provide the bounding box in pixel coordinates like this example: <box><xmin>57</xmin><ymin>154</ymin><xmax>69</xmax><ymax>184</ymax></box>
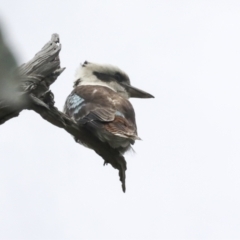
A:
<box><xmin>0</xmin><ymin>1</ymin><xmax>240</xmax><ymax>239</ymax></box>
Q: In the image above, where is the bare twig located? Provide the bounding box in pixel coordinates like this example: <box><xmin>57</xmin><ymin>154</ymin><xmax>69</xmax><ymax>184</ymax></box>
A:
<box><xmin>0</xmin><ymin>32</ymin><xmax>127</xmax><ymax>191</ymax></box>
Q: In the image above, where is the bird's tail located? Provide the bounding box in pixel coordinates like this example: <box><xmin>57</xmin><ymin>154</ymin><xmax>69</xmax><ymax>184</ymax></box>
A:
<box><xmin>112</xmin><ymin>155</ymin><xmax>127</xmax><ymax>192</ymax></box>
<box><xmin>96</xmin><ymin>148</ymin><xmax>127</xmax><ymax>192</ymax></box>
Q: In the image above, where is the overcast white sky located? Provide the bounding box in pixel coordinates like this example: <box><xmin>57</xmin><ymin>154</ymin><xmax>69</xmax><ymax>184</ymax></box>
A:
<box><xmin>1</xmin><ymin>1</ymin><xmax>240</xmax><ymax>239</ymax></box>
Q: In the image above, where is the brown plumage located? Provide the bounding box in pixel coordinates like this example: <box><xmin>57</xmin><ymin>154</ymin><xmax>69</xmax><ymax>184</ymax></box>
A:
<box><xmin>65</xmin><ymin>85</ymin><xmax>139</xmax><ymax>153</ymax></box>
<box><xmin>64</xmin><ymin>61</ymin><xmax>154</xmax><ymax>192</ymax></box>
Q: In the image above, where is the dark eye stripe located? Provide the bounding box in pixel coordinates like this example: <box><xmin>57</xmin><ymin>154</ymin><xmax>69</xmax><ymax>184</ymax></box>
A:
<box><xmin>115</xmin><ymin>73</ymin><xmax>123</xmax><ymax>82</ymax></box>
<box><xmin>93</xmin><ymin>71</ymin><xmax>112</xmax><ymax>82</ymax></box>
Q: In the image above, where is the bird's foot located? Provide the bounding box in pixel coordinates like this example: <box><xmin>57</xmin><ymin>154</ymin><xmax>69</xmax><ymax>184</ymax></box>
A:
<box><xmin>103</xmin><ymin>161</ymin><xmax>108</xmax><ymax>166</ymax></box>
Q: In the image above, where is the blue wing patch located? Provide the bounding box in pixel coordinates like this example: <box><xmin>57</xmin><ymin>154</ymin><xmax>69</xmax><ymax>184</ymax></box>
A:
<box><xmin>66</xmin><ymin>94</ymin><xmax>85</xmax><ymax>113</ymax></box>
<box><xmin>115</xmin><ymin>110</ymin><xmax>125</xmax><ymax>117</ymax></box>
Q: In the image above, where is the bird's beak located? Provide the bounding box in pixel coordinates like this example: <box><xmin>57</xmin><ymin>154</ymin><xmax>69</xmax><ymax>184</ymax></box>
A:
<box><xmin>120</xmin><ymin>82</ymin><xmax>154</xmax><ymax>98</ymax></box>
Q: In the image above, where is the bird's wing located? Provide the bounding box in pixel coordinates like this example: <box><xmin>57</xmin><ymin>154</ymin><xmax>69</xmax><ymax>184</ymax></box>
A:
<box><xmin>64</xmin><ymin>92</ymin><xmax>128</xmax><ymax>192</ymax></box>
<box><xmin>64</xmin><ymin>92</ymin><xmax>138</xmax><ymax>141</ymax></box>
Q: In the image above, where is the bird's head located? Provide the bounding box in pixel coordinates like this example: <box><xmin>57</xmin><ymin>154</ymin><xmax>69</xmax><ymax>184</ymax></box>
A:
<box><xmin>74</xmin><ymin>61</ymin><xmax>154</xmax><ymax>99</ymax></box>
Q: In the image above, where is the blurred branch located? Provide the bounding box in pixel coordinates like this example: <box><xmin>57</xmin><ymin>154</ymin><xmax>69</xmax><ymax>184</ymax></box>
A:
<box><xmin>0</xmin><ymin>30</ymin><xmax>126</xmax><ymax>192</ymax></box>
<box><xmin>0</xmin><ymin>32</ymin><xmax>65</xmax><ymax>124</ymax></box>
<box><xmin>0</xmin><ymin>27</ymin><xmax>21</xmax><ymax>123</ymax></box>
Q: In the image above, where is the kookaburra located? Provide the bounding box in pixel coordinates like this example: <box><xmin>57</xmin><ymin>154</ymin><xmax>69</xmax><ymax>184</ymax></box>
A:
<box><xmin>64</xmin><ymin>61</ymin><xmax>154</xmax><ymax>192</ymax></box>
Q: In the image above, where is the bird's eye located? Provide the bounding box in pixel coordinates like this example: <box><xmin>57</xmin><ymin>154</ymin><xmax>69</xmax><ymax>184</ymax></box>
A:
<box><xmin>115</xmin><ymin>73</ymin><xmax>122</xmax><ymax>82</ymax></box>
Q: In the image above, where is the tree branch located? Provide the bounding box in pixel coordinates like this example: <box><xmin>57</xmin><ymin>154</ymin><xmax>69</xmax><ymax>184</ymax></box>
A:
<box><xmin>0</xmin><ymin>32</ymin><xmax>127</xmax><ymax>192</ymax></box>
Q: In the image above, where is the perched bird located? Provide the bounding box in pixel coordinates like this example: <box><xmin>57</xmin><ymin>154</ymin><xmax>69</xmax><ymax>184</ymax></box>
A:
<box><xmin>64</xmin><ymin>61</ymin><xmax>154</xmax><ymax>192</ymax></box>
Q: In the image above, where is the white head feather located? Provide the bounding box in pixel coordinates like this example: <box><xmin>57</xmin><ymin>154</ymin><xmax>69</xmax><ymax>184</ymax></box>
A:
<box><xmin>74</xmin><ymin>61</ymin><xmax>130</xmax><ymax>98</ymax></box>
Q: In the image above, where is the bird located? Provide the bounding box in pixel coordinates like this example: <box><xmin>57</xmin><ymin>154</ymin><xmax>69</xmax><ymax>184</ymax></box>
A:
<box><xmin>64</xmin><ymin>61</ymin><xmax>154</xmax><ymax>192</ymax></box>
